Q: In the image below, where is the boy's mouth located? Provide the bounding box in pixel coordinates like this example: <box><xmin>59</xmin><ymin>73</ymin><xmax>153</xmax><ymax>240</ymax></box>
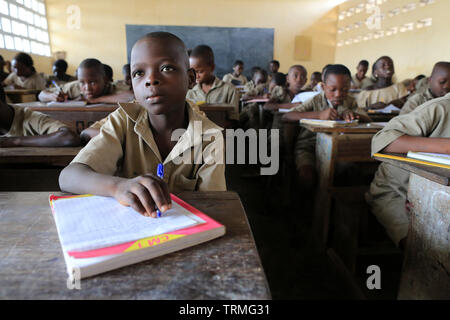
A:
<box><xmin>146</xmin><ymin>93</ymin><xmax>164</xmax><ymax>103</ymax></box>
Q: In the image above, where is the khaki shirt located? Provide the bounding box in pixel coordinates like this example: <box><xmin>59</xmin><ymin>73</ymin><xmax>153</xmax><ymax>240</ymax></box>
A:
<box><xmin>47</xmin><ymin>81</ymin><xmax>120</xmax><ymax>100</ymax></box>
<box><xmin>72</xmin><ymin>101</ymin><xmax>226</xmax><ymax>192</ymax></box>
<box><xmin>270</xmin><ymin>85</ymin><xmax>289</xmax><ymax>103</ymax></box>
<box><xmin>352</xmin><ymin>75</ymin><xmax>374</xmax><ymax>89</ymax></box>
<box><xmin>186</xmin><ymin>77</ymin><xmax>240</xmax><ymax>120</ymax></box>
<box><xmin>222</xmin><ymin>73</ymin><xmax>248</xmax><ymax>85</ymax></box>
<box><xmin>2</xmin><ymin>105</ymin><xmax>66</xmax><ymax>137</ymax></box>
<box><xmin>356</xmin><ymin>83</ymin><xmax>408</xmax><ymax>108</ymax></box>
<box><xmin>366</xmin><ymin>92</ymin><xmax>450</xmax><ymax>245</ymax></box>
<box><xmin>400</xmin><ymin>88</ymin><xmax>435</xmax><ymax>115</ymax></box>
<box><xmin>415</xmin><ymin>77</ymin><xmax>429</xmax><ymax>94</ymax></box>
<box><xmin>3</xmin><ymin>72</ymin><xmax>47</xmax><ymax>90</ymax></box>
<box><xmin>246</xmin><ymin>83</ymin><xmax>268</xmax><ymax>97</ymax></box>
<box><xmin>244</xmin><ymin>80</ymin><xmax>256</xmax><ymax>92</ymax></box>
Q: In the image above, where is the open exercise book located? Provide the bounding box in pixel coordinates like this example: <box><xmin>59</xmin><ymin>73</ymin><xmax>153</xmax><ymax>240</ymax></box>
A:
<box><xmin>49</xmin><ymin>194</ymin><xmax>225</xmax><ymax>280</ymax></box>
<box><xmin>407</xmin><ymin>151</ymin><xmax>450</xmax><ymax>166</ymax></box>
<box><xmin>299</xmin><ymin>119</ymin><xmax>359</xmax><ymax>128</ymax></box>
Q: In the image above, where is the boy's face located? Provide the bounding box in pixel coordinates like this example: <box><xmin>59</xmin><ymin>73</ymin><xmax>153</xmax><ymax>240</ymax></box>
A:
<box><xmin>429</xmin><ymin>67</ymin><xmax>450</xmax><ymax>98</ymax></box>
<box><xmin>310</xmin><ymin>74</ymin><xmax>321</xmax><ymax>87</ymax></box>
<box><xmin>253</xmin><ymin>71</ymin><xmax>267</xmax><ymax>85</ymax></box>
<box><xmin>269</xmin><ymin>62</ymin><xmax>279</xmax><ymax>73</ymax></box>
<box><xmin>77</xmin><ymin>67</ymin><xmax>107</xmax><ymax>100</ymax></box>
<box><xmin>233</xmin><ymin>64</ymin><xmax>243</xmax><ymax>76</ymax></box>
<box><xmin>323</xmin><ymin>74</ymin><xmax>351</xmax><ymax>107</ymax></box>
<box><xmin>356</xmin><ymin>64</ymin><xmax>368</xmax><ymax>78</ymax></box>
<box><xmin>374</xmin><ymin>58</ymin><xmax>394</xmax><ymax>79</ymax></box>
<box><xmin>131</xmin><ymin>37</ymin><xmax>192</xmax><ymax>114</ymax></box>
<box><xmin>287</xmin><ymin>67</ymin><xmax>307</xmax><ymax>94</ymax></box>
<box><xmin>189</xmin><ymin>57</ymin><xmax>214</xmax><ymax>85</ymax></box>
<box><xmin>53</xmin><ymin>65</ymin><xmax>66</xmax><ymax>78</ymax></box>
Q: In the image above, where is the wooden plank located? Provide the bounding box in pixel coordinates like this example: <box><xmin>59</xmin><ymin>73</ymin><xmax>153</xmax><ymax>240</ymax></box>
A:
<box><xmin>374</xmin><ymin>154</ymin><xmax>449</xmax><ymax>186</ymax></box>
<box><xmin>5</xmin><ymin>89</ymin><xmax>39</xmax><ymax>103</ymax></box>
<box><xmin>398</xmin><ymin>174</ymin><xmax>450</xmax><ymax>299</ymax></box>
<box><xmin>0</xmin><ymin>147</ymin><xmax>81</xmax><ymax>166</ymax></box>
<box><xmin>0</xmin><ymin>191</ymin><xmax>270</xmax><ymax>299</ymax></box>
<box><xmin>336</xmin><ymin>134</ymin><xmax>376</xmax><ymax>162</ymax></box>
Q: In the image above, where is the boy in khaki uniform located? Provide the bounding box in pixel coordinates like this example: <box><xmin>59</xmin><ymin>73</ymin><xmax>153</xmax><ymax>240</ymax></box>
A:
<box><xmin>222</xmin><ymin>60</ymin><xmax>248</xmax><ymax>85</ymax></box>
<box><xmin>400</xmin><ymin>62</ymin><xmax>450</xmax><ymax>115</ymax></box>
<box><xmin>45</xmin><ymin>59</ymin><xmax>77</xmax><ymax>88</ymax></box>
<box><xmin>59</xmin><ymin>32</ymin><xmax>226</xmax><ymax>218</ymax></box>
<box><xmin>2</xmin><ymin>52</ymin><xmax>46</xmax><ymax>90</ymax></box>
<box><xmin>283</xmin><ymin>64</ymin><xmax>370</xmax><ymax>189</ymax></box>
<box><xmin>366</xmin><ymin>92</ymin><xmax>450</xmax><ymax>248</ymax></box>
<box><xmin>187</xmin><ymin>45</ymin><xmax>240</xmax><ymax>122</ymax></box>
<box><xmin>38</xmin><ymin>59</ymin><xmax>134</xmax><ymax>104</ymax></box>
<box><xmin>0</xmin><ymin>101</ymin><xmax>80</xmax><ymax>147</ymax></box>
<box><xmin>351</xmin><ymin>60</ymin><xmax>374</xmax><ymax>90</ymax></box>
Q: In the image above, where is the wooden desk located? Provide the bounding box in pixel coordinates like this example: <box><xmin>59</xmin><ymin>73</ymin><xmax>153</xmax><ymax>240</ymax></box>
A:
<box><xmin>0</xmin><ymin>147</ymin><xmax>81</xmax><ymax>166</ymax></box>
<box><xmin>308</xmin><ymin>124</ymin><xmax>382</xmax><ymax>244</ymax></box>
<box><xmin>0</xmin><ymin>191</ymin><xmax>271</xmax><ymax>299</ymax></box>
<box><xmin>368</xmin><ymin>113</ymin><xmax>398</xmax><ymax>122</ymax></box>
<box><xmin>5</xmin><ymin>89</ymin><xmax>39</xmax><ymax>104</ymax></box>
<box><xmin>14</xmin><ymin>103</ymin><xmax>118</xmax><ymax>134</ymax></box>
<box><xmin>199</xmin><ymin>103</ymin><xmax>235</xmax><ymax>128</ymax></box>
<box><xmin>374</xmin><ymin>156</ymin><xmax>449</xmax><ymax>299</ymax></box>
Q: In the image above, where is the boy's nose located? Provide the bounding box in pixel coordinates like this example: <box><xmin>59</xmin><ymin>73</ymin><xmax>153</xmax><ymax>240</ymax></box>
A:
<box><xmin>145</xmin><ymin>72</ymin><xmax>160</xmax><ymax>86</ymax></box>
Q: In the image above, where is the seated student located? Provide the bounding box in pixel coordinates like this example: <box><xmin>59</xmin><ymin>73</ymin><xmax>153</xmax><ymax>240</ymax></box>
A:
<box><xmin>302</xmin><ymin>72</ymin><xmax>322</xmax><ymax>92</ymax></box>
<box><xmin>222</xmin><ymin>60</ymin><xmax>248</xmax><ymax>85</ymax></box>
<box><xmin>0</xmin><ymin>55</ymin><xmax>10</xmax><ymax>83</ymax></box>
<box><xmin>2</xmin><ymin>52</ymin><xmax>46</xmax><ymax>90</ymax></box>
<box><xmin>59</xmin><ymin>32</ymin><xmax>226</xmax><ymax>218</ymax></box>
<box><xmin>186</xmin><ymin>45</ymin><xmax>240</xmax><ymax>122</ymax></box>
<box><xmin>357</xmin><ymin>56</ymin><xmax>409</xmax><ymax>110</ymax></box>
<box><xmin>286</xmin><ymin>65</ymin><xmax>308</xmax><ymax>100</ymax></box>
<box><xmin>351</xmin><ymin>60</ymin><xmax>374</xmax><ymax>89</ymax></box>
<box><xmin>45</xmin><ymin>59</ymin><xmax>76</xmax><ymax>87</ymax></box>
<box><xmin>267</xmin><ymin>60</ymin><xmax>280</xmax><ymax>83</ymax></box>
<box><xmin>268</xmin><ymin>72</ymin><xmax>289</xmax><ymax>103</ymax></box>
<box><xmin>283</xmin><ymin>64</ymin><xmax>370</xmax><ymax>189</ymax></box>
<box><xmin>38</xmin><ymin>58</ymin><xmax>134</xmax><ymax>104</ymax></box>
<box><xmin>400</xmin><ymin>62</ymin><xmax>450</xmax><ymax>115</ymax></box>
<box><xmin>365</xmin><ymin>93</ymin><xmax>450</xmax><ymax>249</ymax></box>
<box><xmin>0</xmin><ymin>100</ymin><xmax>80</xmax><ymax>147</ymax></box>
<box><xmin>243</xmin><ymin>67</ymin><xmax>264</xmax><ymax>92</ymax></box>
<box><xmin>239</xmin><ymin>69</ymin><xmax>269</xmax><ymax>129</ymax></box>
<box><xmin>103</xmin><ymin>64</ymin><xmax>114</xmax><ymax>83</ymax></box>
<box><xmin>113</xmin><ymin>64</ymin><xmax>132</xmax><ymax>92</ymax></box>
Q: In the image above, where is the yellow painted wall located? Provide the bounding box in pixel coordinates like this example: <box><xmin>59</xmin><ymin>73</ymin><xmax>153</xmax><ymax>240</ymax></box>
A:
<box><xmin>335</xmin><ymin>0</ymin><xmax>450</xmax><ymax>80</ymax></box>
<box><xmin>45</xmin><ymin>0</ymin><xmax>341</xmax><ymax>80</ymax></box>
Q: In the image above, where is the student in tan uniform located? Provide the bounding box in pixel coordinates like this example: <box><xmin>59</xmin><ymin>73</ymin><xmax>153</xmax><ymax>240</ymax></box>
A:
<box><xmin>267</xmin><ymin>60</ymin><xmax>280</xmax><ymax>83</ymax></box>
<box><xmin>2</xmin><ymin>52</ymin><xmax>46</xmax><ymax>90</ymax></box>
<box><xmin>400</xmin><ymin>62</ymin><xmax>450</xmax><ymax>115</ymax></box>
<box><xmin>0</xmin><ymin>100</ymin><xmax>80</xmax><ymax>147</ymax></box>
<box><xmin>286</xmin><ymin>65</ymin><xmax>308</xmax><ymax>100</ymax></box>
<box><xmin>222</xmin><ymin>60</ymin><xmax>248</xmax><ymax>85</ymax></box>
<box><xmin>351</xmin><ymin>60</ymin><xmax>374</xmax><ymax>89</ymax></box>
<box><xmin>357</xmin><ymin>56</ymin><xmax>409</xmax><ymax>110</ymax></box>
<box><xmin>303</xmin><ymin>72</ymin><xmax>321</xmax><ymax>92</ymax></box>
<box><xmin>38</xmin><ymin>58</ymin><xmax>134</xmax><ymax>104</ymax></box>
<box><xmin>186</xmin><ymin>45</ymin><xmax>240</xmax><ymax>122</ymax></box>
<box><xmin>239</xmin><ymin>69</ymin><xmax>268</xmax><ymax>129</ymax></box>
<box><xmin>45</xmin><ymin>59</ymin><xmax>76</xmax><ymax>88</ymax></box>
<box><xmin>59</xmin><ymin>32</ymin><xmax>226</xmax><ymax>218</ymax></box>
<box><xmin>366</xmin><ymin>92</ymin><xmax>450</xmax><ymax>249</ymax></box>
<box><xmin>283</xmin><ymin>64</ymin><xmax>370</xmax><ymax>189</ymax></box>
<box><xmin>243</xmin><ymin>67</ymin><xmax>266</xmax><ymax>93</ymax></box>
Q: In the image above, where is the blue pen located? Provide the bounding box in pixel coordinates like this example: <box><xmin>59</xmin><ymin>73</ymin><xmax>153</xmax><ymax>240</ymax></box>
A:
<box><xmin>52</xmin><ymin>80</ymin><xmax>62</xmax><ymax>92</ymax></box>
<box><xmin>156</xmin><ymin>163</ymin><xmax>164</xmax><ymax>218</ymax></box>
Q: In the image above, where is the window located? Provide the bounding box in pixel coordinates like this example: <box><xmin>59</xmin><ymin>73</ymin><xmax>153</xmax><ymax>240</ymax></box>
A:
<box><xmin>0</xmin><ymin>0</ymin><xmax>50</xmax><ymax>56</ymax></box>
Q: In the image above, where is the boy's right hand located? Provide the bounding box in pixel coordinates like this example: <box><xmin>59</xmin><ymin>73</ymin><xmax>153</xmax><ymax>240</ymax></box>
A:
<box><xmin>49</xmin><ymin>91</ymin><xmax>68</xmax><ymax>102</ymax></box>
<box><xmin>114</xmin><ymin>174</ymin><xmax>172</xmax><ymax>218</ymax></box>
<box><xmin>319</xmin><ymin>108</ymin><xmax>338</xmax><ymax>120</ymax></box>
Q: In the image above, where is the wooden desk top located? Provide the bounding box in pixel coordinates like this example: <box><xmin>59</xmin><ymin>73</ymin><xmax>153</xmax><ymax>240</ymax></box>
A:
<box><xmin>0</xmin><ymin>191</ymin><xmax>270</xmax><ymax>299</ymax></box>
<box><xmin>302</xmin><ymin>123</ymin><xmax>383</xmax><ymax>134</ymax></box>
<box><xmin>5</xmin><ymin>89</ymin><xmax>40</xmax><ymax>94</ymax></box>
<box><xmin>199</xmin><ymin>103</ymin><xmax>235</xmax><ymax>111</ymax></box>
<box><xmin>374</xmin><ymin>153</ymin><xmax>450</xmax><ymax>186</ymax></box>
<box><xmin>0</xmin><ymin>147</ymin><xmax>82</xmax><ymax>166</ymax></box>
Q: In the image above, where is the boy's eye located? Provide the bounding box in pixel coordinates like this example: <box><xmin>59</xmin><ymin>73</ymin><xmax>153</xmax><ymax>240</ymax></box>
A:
<box><xmin>133</xmin><ymin>70</ymin><xmax>144</xmax><ymax>78</ymax></box>
<box><xmin>162</xmin><ymin>66</ymin><xmax>174</xmax><ymax>72</ymax></box>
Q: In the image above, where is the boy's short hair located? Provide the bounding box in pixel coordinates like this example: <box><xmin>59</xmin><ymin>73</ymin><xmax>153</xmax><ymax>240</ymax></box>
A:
<box><xmin>233</xmin><ymin>60</ymin><xmax>244</xmax><ymax>67</ymax></box>
<box><xmin>78</xmin><ymin>58</ymin><xmax>105</xmax><ymax>76</ymax></box>
<box><xmin>103</xmin><ymin>64</ymin><xmax>113</xmax><ymax>80</ymax></box>
<box><xmin>54</xmin><ymin>59</ymin><xmax>68</xmax><ymax>71</ymax></box>
<box><xmin>358</xmin><ymin>60</ymin><xmax>369</xmax><ymax>68</ymax></box>
<box><xmin>190</xmin><ymin>45</ymin><xmax>215</xmax><ymax>66</ymax></box>
<box><xmin>270</xmin><ymin>60</ymin><xmax>280</xmax><ymax>67</ymax></box>
<box><xmin>311</xmin><ymin>71</ymin><xmax>322</xmax><ymax>79</ymax></box>
<box><xmin>431</xmin><ymin>62</ymin><xmax>450</xmax><ymax>76</ymax></box>
<box><xmin>122</xmin><ymin>63</ymin><xmax>130</xmax><ymax>74</ymax></box>
<box><xmin>271</xmin><ymin>72</ymin><xmax>286</xmax><ymax>86</ymax></box>
<box><xmin>288</xmin><ymin>64</ymin><xmax>307</xmax><ymax>75</ymax></box>
<box><xmin>323</xmin><ymin>64</ymin><xmax>352</xmax><ymax>82</ymax></box>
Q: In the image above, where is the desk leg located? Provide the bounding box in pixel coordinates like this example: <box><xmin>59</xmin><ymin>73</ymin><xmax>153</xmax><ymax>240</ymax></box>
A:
<box><xmin>313</xmin><ymin>132</ymin><xmax>338</xmax><ymax>245</ymax></box>
<box><xmin>398</xmin><ymin>174</ymin><xmax>450</xmax><ymax>299</ymax></box>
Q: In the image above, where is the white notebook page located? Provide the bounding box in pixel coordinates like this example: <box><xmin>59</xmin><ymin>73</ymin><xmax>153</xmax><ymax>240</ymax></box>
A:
<box><xmin>53</xmin><ymin>195</ymin><xmax>202</xmax><ymax>252</ymax></box>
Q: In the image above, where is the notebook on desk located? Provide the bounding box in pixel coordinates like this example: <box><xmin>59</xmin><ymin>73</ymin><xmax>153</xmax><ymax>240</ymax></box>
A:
<box><xmin>49</xmin><ymin>194</ymin><xmax>225</xmax><ymax>279</ymax></box>
<box><xmin>47</xmin><ymin>101</ymin><xmax>88</xmax><ymax>107</ymax></box>
<box><xmin>299</xmin><ymin>119</ymin><xmax>359</xmax><ymax>128</ymax></box>
<box><xmin>407</xmin><ymin>151</ymin><xmax>450</xmax><ymax>166</ymax></box>
<box><xmin>368</xmin><ymin>104</ymin><xmax>400</xmax><ymax>114</ymax></box>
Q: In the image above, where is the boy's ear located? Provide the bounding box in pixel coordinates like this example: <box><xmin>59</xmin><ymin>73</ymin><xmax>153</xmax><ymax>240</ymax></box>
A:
<box><xmin>187</xmin><ymin>68</ymin><xmax>196</xmax><ymax>89</ymax></box>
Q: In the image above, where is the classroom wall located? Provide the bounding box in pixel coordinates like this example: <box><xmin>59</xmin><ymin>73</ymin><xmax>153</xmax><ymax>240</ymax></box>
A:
<box><xmin>335</xmin><ymin>0</ymin><xmax>450</xmax><ymax>80</ymax></box>
<box><xmin>0</xmin><ymin>49</ymin><xmax>53</xmax><ymax>75</ymax></box>
<box><xmin>45</xmin><ymin>0</ymin><xmax>342</xmax><ymax>80</ymax></box>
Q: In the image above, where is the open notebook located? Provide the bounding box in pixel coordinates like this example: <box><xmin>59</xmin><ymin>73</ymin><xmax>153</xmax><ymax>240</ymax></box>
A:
<box><xmin>299</xmin><ymin>119</ymin><xmax>359</xmax><ymax>128</ymax></box>
<box><xmin>407</xmin><ymin>151</ymin><xmax>450</xmax><ymax>166</ymax></box>
<box><xmin>49</xmin><ymin>194</ymin><xmax>225</xmax><ymax>280</ymax></box>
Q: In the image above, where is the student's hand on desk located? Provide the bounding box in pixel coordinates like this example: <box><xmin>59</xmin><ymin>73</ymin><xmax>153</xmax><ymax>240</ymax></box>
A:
<box><xmin>49</xmin><ymin>91</ymin><xmax>68</xmax><ymax>102</ymax></box>
<box><xmin>340</xmin><ymin>110</ymin><xmax>358</xmax><ymax>122</ymax></box>
<box><xmin>367</xmin><ymin>102</ymin><xmax>387</xmax><ymax>110</ymax></box>
<box><xmin>319</xmin><ymin>108</ymin><xmax>338</xmax><ymax>120</ymax></box>
<box><xmin>114</xmin><ymin>174</ymin><xmax>172</xmax><ymax>218</ymax></box>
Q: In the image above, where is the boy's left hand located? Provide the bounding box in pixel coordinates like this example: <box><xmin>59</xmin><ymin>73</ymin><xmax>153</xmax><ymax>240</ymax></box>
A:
<box><xmin>341</xmin><ymin>110</ymin><xmax>357</xmax><ymax>122</ymax></box>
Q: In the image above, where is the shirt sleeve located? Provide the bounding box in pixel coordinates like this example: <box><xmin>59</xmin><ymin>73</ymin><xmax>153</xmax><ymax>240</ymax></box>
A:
<box><xmin>3</xmin><ymin>73</ymin><xmax>15</xmax><ymax>86</ymax></box>
<box><xmin>226</xmin><ymin>85</ymin><xmax>240</xmax><ymax>121</ymax></box>
<box><xmin>196</xmin><ymin>131</ymin><xmax>227</xmax><ymax>191</ymax></box>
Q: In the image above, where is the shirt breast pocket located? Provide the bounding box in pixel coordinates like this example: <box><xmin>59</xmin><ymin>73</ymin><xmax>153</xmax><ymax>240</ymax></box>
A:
<box><xmin>176</xmin><ymin>174</ymin><xmax>199</xmax><ymax>191</ymax></box>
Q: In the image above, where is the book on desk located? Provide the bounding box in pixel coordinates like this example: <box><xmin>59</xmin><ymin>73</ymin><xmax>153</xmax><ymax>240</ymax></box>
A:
<box><xmin>49</xmin><ymin>193</ymin><xmax>225</xmax><ymax>279</ymax></box>
<box><xmin>299</xmin><ymin>119</ymin><xmax>359</xmax><ymax>128</ymax></box>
